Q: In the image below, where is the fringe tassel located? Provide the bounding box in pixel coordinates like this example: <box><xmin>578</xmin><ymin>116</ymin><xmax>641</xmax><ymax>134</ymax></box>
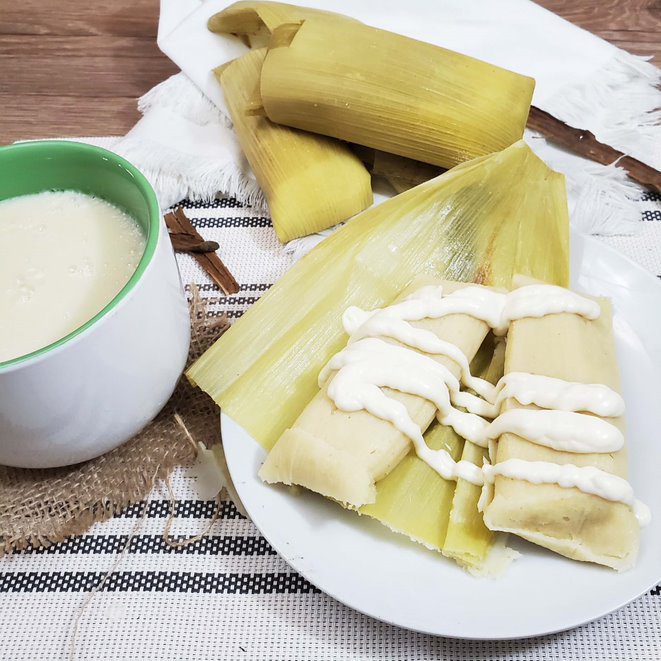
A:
<box><xmin>114</xmin><ymin>134</ymin><xmax>266</xmax><ymax>211</ymax></box>
<box><xmin>112</xmin><ymin>74</ymin><xmax>267</xmax><ymax>210</ymax></box>
<box><xmin>526</xmin><ymin>133</ymin><xmax>643</xmax><ymax>236</ymax></box>
<box><xmin>541</xmin><ymin>51</ymin><xmax>661</xmax><ymax>169</ymax></box>
<box><xmin>138</xmin><ymin>72</ymin><xmax>231</xmax><ymax>129</ymax></box>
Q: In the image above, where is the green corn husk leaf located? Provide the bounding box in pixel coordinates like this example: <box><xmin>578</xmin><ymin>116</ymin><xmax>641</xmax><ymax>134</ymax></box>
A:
<box><xmin>187</xmin><ymin>141</ymin><xmax>569</xmax><ymax>453</ymax></box>
<box><xmin>442</xmin><ymin>441</ymin><xmax>493</xmax><ymax>564</ymax></box>
<box><xmin>217</xmin><ymin>48</ymin><xmax>372</xmax><ymax>243</ymax></box>
<box><xmin>441</xmin><ymin>337</ymin><xmax>505</xmax><ymax>567</ymax></box>
<box><xmin>261</xmin><ymin>18</ymin><xmax>534</xmax><ymax>169</ymax></box>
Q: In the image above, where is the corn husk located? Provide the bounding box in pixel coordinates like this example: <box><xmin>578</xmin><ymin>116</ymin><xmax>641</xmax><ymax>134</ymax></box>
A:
<box><xmin>361</xmin><ymin>421</ymin><xmax>465</xmax><ymax>551</ymax></box>
<box><xmin>441</xmin><ymin>337</ymin><xmax>505</xmax><ymax>567</ymax></box>
<box><xmin>260</xmin><ymin>18</ymin><xmax>535</xmax><ymax>169</ymax></box>
<box><xmin>188</xmin><ymin>141</ymin><xmax>569</xmax><ymax>453</ymax></box>
<box><xmin>207</xmin><ymin>1</ymin><xmax>353</xmax><ymax>48</ymax></box>
<box><xmin>218</xmin><ymin>49</ymin><xmax>372</xmax><ymax>243</ymax></box>
<box><xmin>352</xmin><ymin>145</ymin><xmax>444</xmax><ymax>194</ymax></box>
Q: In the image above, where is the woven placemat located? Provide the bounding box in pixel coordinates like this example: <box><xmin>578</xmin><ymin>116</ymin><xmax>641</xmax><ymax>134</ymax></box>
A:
<box><xmin>0</xmin><ymin>290</ymin><xmax>228</xmax><ymax>554</ymax></box>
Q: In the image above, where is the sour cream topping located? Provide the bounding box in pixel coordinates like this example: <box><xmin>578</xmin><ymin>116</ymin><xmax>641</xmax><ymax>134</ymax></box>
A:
<box><xmin>493</xmin><ymin>372</ymin><xmax>625</xmax><ymax>417</ymax></box>
<box><xmin>484</xmin><ymin>460</ymin><xmax>651</xmax><ymax>526</ymax></box>
<box><xmin>481</xmin><ymin>409</ymin><xmax>624</xmax><ymax>453</ymax></box>
<box><xmin>343</xmin><ymin>284</ymin><xmax>600</xmax><ymax>340</ymax></box>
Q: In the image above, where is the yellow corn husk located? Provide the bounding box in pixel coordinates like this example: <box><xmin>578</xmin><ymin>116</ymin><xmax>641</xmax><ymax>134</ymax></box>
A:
<box><xmin>207</xmin><ymin>1</ymin><xmax>352</xmax><ymax>48</ymax></box>
<box><xmin>361</xmin><ymin>421</ymin><xmax>464</xmax><ymax>551</ymax></box>
<box><xmin>352</xmin><ymin>146</ymin><xmax>445</xmax><ymax>194</ymax></box>
<box><xmin>187</xmin><ymin>141</ymin><xmax>569</xmax><ymax>453</ymax></box>
<box><xmin>260</xmin><ymin>18</ymin><xmax>535</xmax><ymax>169</ymax></box>
<box><xmin>441</xmin><ymin>337</ymin><xmax>505</xmax><ymax>567</ymax></box>
<box><xmin>217</xmin><ymin>49</ymin><xmax>372</xmax><ymax>243</ymax></box>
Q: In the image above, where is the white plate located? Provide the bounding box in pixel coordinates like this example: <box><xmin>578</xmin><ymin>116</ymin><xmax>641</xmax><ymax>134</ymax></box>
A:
<box><xmin>223</xmin><ymin>230</ymin><xmax>661</xmax><ymax>639</ymax></box>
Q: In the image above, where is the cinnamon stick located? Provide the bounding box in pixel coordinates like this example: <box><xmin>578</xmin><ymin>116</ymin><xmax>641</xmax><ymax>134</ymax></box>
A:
<box><xmin>168</xmin><ymin>232</ymin><xmax>220</xmax><ymax>254</ymax></box>
<box><xmin>527</xmin><ymin>106</ymin><xmax>661</xmax><ymax>194</ymax></box>
<box><xmin>164</xmin><ymin>208</ymin><xmax>240</xmax><ymax>296</ymax></box>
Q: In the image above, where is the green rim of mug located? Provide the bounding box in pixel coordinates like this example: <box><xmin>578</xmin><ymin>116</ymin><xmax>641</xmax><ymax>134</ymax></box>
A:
<box><xmin>0</xmin><ymin>140</ymin><xmax>160</xmax><ymax>371</ymax></box>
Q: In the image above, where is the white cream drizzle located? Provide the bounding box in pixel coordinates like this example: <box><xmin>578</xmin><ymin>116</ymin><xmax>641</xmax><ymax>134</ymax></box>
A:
<box><xmin>481</xmin><ymin>409</ymin><xmax>624</xmax><ymax>454</ymax></box>
<box><xmin>492</xmin><ymin>372</ymin><xmax>625</xmax><ymax>417</ymax></box>
<box><xmin>346</xmin><ymin>283</ymin><xmax>600</xmax><ymax>337</ymax></box>
<box><xmin>342</xmin><ymin>303</ymin><xmax>496</xmax><ymax>401</ymax></box>
<box><xmin>323</xmin><ymin>283</ymin><xmax>649</xmax><ymax>526</ymax></box>
<box><xmin>322</xmin><ymin>338</ymin><xmax>490</xmax><ymax>439</ymax></box>
<box><xmin>499</xmin><ymin>285</ymin><xmax>601</xmax><ymax>335</ymax></box>
<box><xmin>483</xmin><ymin>460</ymin><xmax>651</xmax><ymax>527</ymax></box>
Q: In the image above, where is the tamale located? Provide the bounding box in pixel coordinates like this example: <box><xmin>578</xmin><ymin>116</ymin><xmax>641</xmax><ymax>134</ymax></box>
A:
<box><xmin>259</xmin><ymin>279</ymin><xmax>491</xmax><ymax>507</ymax></box>
<box><xmin>187</xmin><ymin>141</ymin><xmax>569</xmax><ymax>454</ymax></box>
<box><xmin>218</xmin><ymin>49</ymin><xmax>372</xmax><ymax>243</ymax></box>
<box><xmin>482</xmin><ymin>288</ymin><xmax>640</xmax><ymax>571</ymax></box>
<box><xmin>360</xmin><ymin>334</ymin><xmax>502</xmax><ymax>553</ymax></box>
<box><xmin>260</xmin><ymin>19</ymin><xmax>535</xmax><ymax>169</ymax></box>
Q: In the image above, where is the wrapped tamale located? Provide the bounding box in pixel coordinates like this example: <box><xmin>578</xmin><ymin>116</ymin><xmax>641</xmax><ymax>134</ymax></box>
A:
<box><xmin>259</xmin><ymin>279</ymin><xmax>490</xmax><ymax>507</ymax></box>
<box><xmin>187</xmin><ymin>141</ymin><xmax>569</xmax><ymax>452</ymax></box>
<box><xmin>209</xmin><ymin>3</ymin><xmax>444</xmax><ymax>194</ymax></box>
<box><xmin>218</xmin><ymin>49</ymin><xmax>372</xmax><ymax>242</ymax></box>
<box><xmin>260</xmin><ymin>18</ymin><xmax>535</xmax><ymax>169</ymax></box>
<box><xmin>483</xmin><ymin>288</ymin><xmax>640</xmax><ymax>571</ymax></box>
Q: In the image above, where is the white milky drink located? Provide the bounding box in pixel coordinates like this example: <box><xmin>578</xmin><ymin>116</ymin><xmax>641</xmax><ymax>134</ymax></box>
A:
<box><xmin>0</xmin><ymin>190</ymin><xmax>146</xmax><ymax>362</ymax></box>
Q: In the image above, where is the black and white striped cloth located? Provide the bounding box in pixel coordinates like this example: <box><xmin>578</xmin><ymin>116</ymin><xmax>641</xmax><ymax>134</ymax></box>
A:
<box><xmin>3</xmin><ymin>194</ymin><xmax>661</xmax><ymax>661</ymax></box>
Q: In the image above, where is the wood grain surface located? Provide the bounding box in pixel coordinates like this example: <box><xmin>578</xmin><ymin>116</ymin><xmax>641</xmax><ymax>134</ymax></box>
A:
<box><xmin>1</xmin><ymin>0</ymin><xmax>659</xmax><ymax>143</ymax></box>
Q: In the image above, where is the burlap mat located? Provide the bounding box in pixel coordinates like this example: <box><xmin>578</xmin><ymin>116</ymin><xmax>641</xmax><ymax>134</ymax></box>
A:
<box><xmin>0</xmin><ymin>289</ymin><xmax>229</xmax><ymax>554</ymax></box>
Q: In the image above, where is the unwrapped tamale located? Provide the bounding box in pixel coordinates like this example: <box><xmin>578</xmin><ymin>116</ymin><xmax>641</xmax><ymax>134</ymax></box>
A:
<box><xmin>483</xmin><ymin>293</ymin><xmax>640</xmax><ymax>571</ymax></box>
<box><xmin>259</xmin><ymin>279</ymin><xmax>490</xmax><ymax>507</ymax></box>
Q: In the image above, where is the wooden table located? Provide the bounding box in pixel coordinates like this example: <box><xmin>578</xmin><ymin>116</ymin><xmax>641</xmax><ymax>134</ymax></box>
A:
<box><xmin>1</xmin><ymin>0</ymin><xmax>659</xmax><ymax>143</ymax></box>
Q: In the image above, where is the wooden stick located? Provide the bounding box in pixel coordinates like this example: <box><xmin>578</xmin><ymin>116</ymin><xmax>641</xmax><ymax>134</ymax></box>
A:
<box><xmin>164</xmin><ymin>208</ymin><xmax>240</xmax><ymax>296</ymax></box>
<box><xmin>527</xmin><ymin>106</ymin><xmax>661</xmax><ymax>194</ymax></box>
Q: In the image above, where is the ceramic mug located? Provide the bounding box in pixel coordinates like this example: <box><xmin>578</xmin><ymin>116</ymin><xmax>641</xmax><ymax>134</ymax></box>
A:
<box><xmin>0</xmin><ymin>141</ymin><xmax>191</xmax><ymax>468</ymax></box>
